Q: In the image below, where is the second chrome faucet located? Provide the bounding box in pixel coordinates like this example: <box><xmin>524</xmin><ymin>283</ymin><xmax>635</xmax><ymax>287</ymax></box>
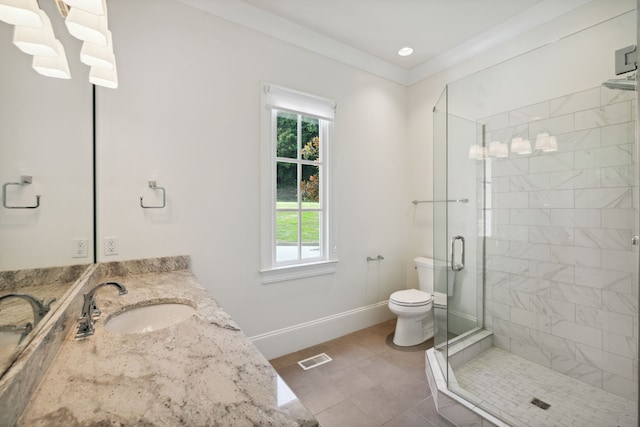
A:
<box><xmin>76</xmin><ymin>282</ymin><xmax>127</xmax><ymax>339</ymax></box>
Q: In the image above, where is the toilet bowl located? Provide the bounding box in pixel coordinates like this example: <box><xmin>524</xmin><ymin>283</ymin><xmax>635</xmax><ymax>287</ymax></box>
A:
<box><xmin>388</xmin><ymin>288</ymin><xmax>433</xmax><ymax>346</ymax></box>
<box><xmin>388</xmin><ymin>257</ymin><xmax>454</xmax><ymax>347</ymax></box>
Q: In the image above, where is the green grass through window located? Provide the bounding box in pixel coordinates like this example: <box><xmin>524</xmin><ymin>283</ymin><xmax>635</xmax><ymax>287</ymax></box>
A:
<box><xmin>276</xmin><ymin>202</ymin><xmax>320</xmax><ymax>244</ymax></box>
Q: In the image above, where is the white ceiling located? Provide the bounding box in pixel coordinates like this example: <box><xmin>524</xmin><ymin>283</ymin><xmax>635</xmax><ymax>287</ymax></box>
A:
<box><xmin>176</xmin><ymin>0</ymin><xmax>596</xmax><ymax>84</ymax></box>
<box><xmin>240</xmin><ymin>0</ymin><xmax>545</xmax><ymax>70</ymax></box>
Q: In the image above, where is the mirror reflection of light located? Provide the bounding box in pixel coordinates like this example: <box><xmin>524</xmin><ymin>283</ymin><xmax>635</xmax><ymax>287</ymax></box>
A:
<box><xmin>276</xmin><ymin>375</ymin><xmax>298</xmax><ymax>407</ymax></box>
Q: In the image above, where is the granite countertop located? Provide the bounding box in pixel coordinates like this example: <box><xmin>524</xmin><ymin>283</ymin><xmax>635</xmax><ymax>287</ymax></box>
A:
<box><xmin>17</xmin><ymin>266</ymin><xmax>317</xmax><ymax>426</ymax></box>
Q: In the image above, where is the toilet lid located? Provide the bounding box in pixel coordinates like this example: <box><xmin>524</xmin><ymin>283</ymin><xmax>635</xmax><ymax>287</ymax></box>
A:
<box><xmin>390</xmin><ymin>289</ymin><xmax>432</xmax><ymax>306</ymax></box>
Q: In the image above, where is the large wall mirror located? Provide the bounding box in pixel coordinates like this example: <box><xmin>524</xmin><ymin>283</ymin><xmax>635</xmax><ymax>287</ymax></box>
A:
<box><xmin>0</xmin><ymin>0</ymin><xmax>94</xmax><ymax>376</ymax></box>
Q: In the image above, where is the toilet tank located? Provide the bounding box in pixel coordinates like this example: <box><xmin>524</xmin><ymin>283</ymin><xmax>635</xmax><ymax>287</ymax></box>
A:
<box><xmin>414</xmin><ymin>257</ymin><xmax>455</xmax><ymax>296</ymax></box>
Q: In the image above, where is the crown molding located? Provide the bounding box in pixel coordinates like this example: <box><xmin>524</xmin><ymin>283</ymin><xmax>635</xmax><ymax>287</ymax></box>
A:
<box><xmin>176</xmin><ymin>0</ymin><xmax>632</xmax><ymax>87</ymax></box>
<box><xmin>175</xmin><ymin>0</ymin><xmax>409</xmax><ymax>85</ymax></box>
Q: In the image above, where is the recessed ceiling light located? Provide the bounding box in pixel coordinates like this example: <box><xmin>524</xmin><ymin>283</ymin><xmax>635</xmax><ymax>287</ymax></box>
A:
<box><xmin>398</xmin><ymin>47</ymin><xmax>413</xmax><ymax>57</ymax></box>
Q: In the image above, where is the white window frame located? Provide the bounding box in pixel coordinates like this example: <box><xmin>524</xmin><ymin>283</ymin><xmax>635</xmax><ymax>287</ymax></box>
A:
<box><xmin>260</xmin><ymin>83</ymin><xmax>337</xmax><ymax>283</ymax></box>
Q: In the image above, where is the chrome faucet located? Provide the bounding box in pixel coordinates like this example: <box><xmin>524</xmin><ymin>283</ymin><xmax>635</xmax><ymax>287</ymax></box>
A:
<box><xmin>76</xmin><ymin>281</ymin><xmax>127</xmax><ymax>339</ymax></box>
<box><xmin>0</xmin><ymin>293</ymin><xmax>56</xmax><ymax>328</ymax></box>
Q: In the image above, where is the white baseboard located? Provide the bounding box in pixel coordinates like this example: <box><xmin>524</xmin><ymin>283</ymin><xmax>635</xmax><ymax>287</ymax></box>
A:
<box><xmin>250</xmin><ymin>301</ymin><xmax>395</xmax><ymax>360</ymax></box>
<box><xmin>448</xmin><ymin>310</ymin><xmax>477</xmax><ymax>336</ymax></box>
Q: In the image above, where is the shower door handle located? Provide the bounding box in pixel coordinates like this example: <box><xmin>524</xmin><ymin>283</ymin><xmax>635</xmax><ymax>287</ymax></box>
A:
<box><xmin>450</xmin><ymin>235</ymin><xmax>465</xmax><ymax>271</ymax></box>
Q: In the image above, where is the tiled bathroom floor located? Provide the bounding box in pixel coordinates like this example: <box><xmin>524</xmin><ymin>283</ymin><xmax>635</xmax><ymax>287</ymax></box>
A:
<box><xmin>454</xmin><ymin>347</ymin><xmax>637</xmax><ymax>427</ymax></box>
<box><xmin>269</xmin><ymin>319</ymin><xmax>454</xmax><ymax>427</ymax></box>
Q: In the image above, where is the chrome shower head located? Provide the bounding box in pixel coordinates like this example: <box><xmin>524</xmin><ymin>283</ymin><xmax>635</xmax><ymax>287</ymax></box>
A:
<box><xmin>602</xmin><ymin>74</ymin><xmax>637</xmax><ymax>91</ymax></box>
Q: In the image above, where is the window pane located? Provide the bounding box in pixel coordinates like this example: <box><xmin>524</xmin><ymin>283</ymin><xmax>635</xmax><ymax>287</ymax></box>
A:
<box><xmin>276</xmin><ymin>111</ymin><xmax>298</xmax><ymax>159</ymax></box>
<box><xmin>301</xmin><ymin>211</ymin><xmax>321</xmax><ymax>259</ymax></box>
<box><xmin>301</xmin><ymin>116</ymin><xmax>319</xmax><ymax>162</ymax></box>
<box><xmin>276</xmin><ymin>211</ymin><xmax>298</xmax><ymax>262</ymax></box>
<box><xmin>277</xmin><ymin>162</ymin><xmax>297</xmax><ymax>202</ymax></box>
<box><xmin>301</xmin><ymin>164</ymin><xmax>320</xmax><ymax>204</ymax></box>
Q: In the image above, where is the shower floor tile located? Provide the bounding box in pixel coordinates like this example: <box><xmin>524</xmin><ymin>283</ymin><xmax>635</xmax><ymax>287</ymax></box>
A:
<box><xmin>454</xmin><ymin>347</ymin><xmax>637</xmax><ymax>427</ymax></box>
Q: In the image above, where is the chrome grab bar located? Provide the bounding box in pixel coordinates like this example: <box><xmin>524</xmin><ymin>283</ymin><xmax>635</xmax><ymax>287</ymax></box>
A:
<box><xmin>450</xmin><ymin>235</ymin><xmax>465</xmax><ymax>271</ymax></box>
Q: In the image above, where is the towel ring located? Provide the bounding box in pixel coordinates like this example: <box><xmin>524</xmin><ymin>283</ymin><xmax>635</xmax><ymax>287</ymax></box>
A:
<box><xmin>2</xmin><ymin>175</ymin><xmax>41</xmax><ymax>209</ymax></box>
<box><xmin>140</xmin><ymin>181</ymin><xmax>166</xmax><ymax>209</ymax></box>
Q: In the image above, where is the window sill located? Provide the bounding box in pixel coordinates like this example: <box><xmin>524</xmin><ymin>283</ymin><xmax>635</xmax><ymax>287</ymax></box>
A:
<box><xmin>260</xmin><ymin>260</ymin><xmax>338</xmax><ymax>284</ymax></box>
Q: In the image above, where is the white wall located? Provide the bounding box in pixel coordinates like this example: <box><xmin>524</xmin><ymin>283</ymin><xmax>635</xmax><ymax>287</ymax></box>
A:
<box><xmin>96</xmin><ymin>0</ymin><xmax>409</xmax><ymax>355</ymax></box>
<box><xmin>0</xmin><ymin>0</ymin><xmax>94</xmax><ymax>271</ymax></box>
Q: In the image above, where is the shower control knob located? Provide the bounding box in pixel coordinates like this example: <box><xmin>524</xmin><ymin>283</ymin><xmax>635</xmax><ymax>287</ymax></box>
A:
<box><xmin>632</xmin><ymin>236</ymin><xmax>639</xmax><ymax>246</ymax></box>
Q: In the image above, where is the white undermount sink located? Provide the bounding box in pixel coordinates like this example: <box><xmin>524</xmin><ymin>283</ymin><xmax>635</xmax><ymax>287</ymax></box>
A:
<box><xmin>105</xmin><ymin>302</ymin><xmax>196</xmax><ymax>334</ymax></box>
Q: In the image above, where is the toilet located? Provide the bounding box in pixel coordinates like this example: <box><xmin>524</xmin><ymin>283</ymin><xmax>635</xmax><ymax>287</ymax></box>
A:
<box><xmin>388</xmin><ymin>257</ymin><xmax>454</xmax><ymax>346</ymax></box>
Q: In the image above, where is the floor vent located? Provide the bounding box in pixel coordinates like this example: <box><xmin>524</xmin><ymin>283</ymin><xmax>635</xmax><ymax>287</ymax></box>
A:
<box><xmin>297</xmin><ymin>353</ymin><xmax>332</xmax><ymax>370</ymax></box>
<box><xmin>531</xmin><ymin>398</ymin><xmax>551</xmax><ymax>410</ymax></box>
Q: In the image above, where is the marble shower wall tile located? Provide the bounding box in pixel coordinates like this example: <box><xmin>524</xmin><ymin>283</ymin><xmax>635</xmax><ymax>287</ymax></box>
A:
<box><xmin>575</xmin><ymin>187</ymin><xmax>633</xmax><ymax>208</ymax></box>
<box><xmin>574</xmin><ymin>228</ymin><xmax>631</xmax><ymax>250</ymax></box>
<box><xmin>529</xmin><ymin>113</ymin><xmax>575</xmax><ymax>136</ymax></box>
<box><xmin>549</xmin><ymin>208</ymin><xmax>601</xmax><ymax>227</ymax></box>
<box><xmin>510</xmin><ymin>209</ymin><xmax>550</xmax><ymax>226</ymax></box>
<box><xmin>602</xmin><ymin>121</ymin><xmax>636</xmax><ymax>146</ymax></box>
<box><xmin>509</xmin><ymin>173</ymin><xmax>550</xmax><ymax>191</ymax></box>
<box><xmin>575</xmin><ymin>144</ymin><xmax>633</xmax><ymax>169</ymax></box>
<box><xmin>549</xmin><ymin>87</ymin><xmax>600</xmax><ymax>117</ymax></box>
<box><xmin>550</xmin><ymin>282</ymin><xmax>602</xmax><ymax>308</ymax></box>
<box><xmin>528</xmin><ymin>152</ymin><xmax>574</xmax><ymax>174</ymax></box>
<box><xmin>549</xmin><ymin>245</ymin><xmax>601</xmax><ymax>267</ymax></box>
<box><xmin>600</xmin><ymin>165</ymin><xmax>635</xmax><ymax>187</ymax></box>
<box><xmin>480</xmin><ymin>85</ymin><xmax>637</xmax><ymax>400</ymax></box>
<box><xmin>549</xmin><ymin>168</ymin><xmax>600</xmax><ymax>190</ymax></box>
<box><xmin>574</xmin><ymin>102</ymin><xmax>632</xmax><ymax>131</ymax></box>
<box><xmin>509</xmin><ymin>101</ymin><xmax>550</xmax><ymax>126</ymax></box>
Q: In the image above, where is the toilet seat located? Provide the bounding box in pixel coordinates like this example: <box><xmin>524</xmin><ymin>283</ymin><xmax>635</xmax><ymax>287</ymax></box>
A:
<box><xmin>390</xmin><ymin>289</ymin><xmax>432</xmax><ymax>307</ymax></box>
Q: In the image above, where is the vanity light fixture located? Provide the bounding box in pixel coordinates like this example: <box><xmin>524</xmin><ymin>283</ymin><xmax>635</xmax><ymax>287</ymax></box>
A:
<box><xmin>0</xmin><ymin>0</ymin><xmax>42</xmax><ymax>27</ymax></box>
<box><xmin>468</xmin><ymin>144</ymin><xmax>480</xmax><ymax>159</ymax></box>
<box><xmin>64</xmin><ymin>2</ymin><xmax>108</xmax><ymax>45</ymax></box>
<box><xmin>0</xmin><ymin>0</ymin><xmax>117</xmax><ymax>88</ymax></box>
<box><xmin>32</xmin><ymin>39</ymin><xmax>70</xmax><ymax>78</ymax></box>
<box><xmin>535</xmin><ymin>132</ymin><xmax>558</xmax><ymax>152</ymax></box>
<box><xmin>80</xmin><ymin>29</ymin><xmax>114</xmax><ymax>69</ymax></box>
<box><xmin>511</xmin><ymin>137</ymin><xmax>532</xmax><ymax>155</ymax></box>
<box><xmin>89</xmin><ymin>60</ymin><xmax>117</xmax><ymax>88</ymax></box>
<box><xmin>12</xmin><ymin>9</ymin><xmax>58</xmax><ymax>56</ymax></box>
<box><xmin>398</xmin><ymin>46</ymin><xmax>414</xmax><ymax>56</ymax></box>
<box><xmin>468</xmin><ymin>144</ymin><xmax>489</xmax><ymax>160</ymax></box>
<box><xmin>488</xmin><ymin>141</ymin><xmax>509</xmax><ymax>158</ymax></box>
<box><xmin>63</xmin><ymin>0</ymin><xmax>103</xmax><ymax>15</ymax></box>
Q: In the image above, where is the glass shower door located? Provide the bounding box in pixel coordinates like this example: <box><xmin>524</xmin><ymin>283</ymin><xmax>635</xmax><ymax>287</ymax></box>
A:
<box><xmin>433</xmin><ymin>86</ymin><xmax>448</xmax><ymax>374</ymax></box>
<box><xmin>433</xmin><ymin>86</ymin><xmax>485</xmax><ymax>375</ymax></box>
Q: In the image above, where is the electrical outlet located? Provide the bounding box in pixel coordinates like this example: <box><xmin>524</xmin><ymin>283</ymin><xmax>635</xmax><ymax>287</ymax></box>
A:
<box><xmin>72</xmin><ymin>238</ymin><xmax>88</xmax><ymax>258</ymax></box>
<box><xmin>104</xmin><ymin>237</ymin><xmax>118</xmax><ymax>256</ymax></box>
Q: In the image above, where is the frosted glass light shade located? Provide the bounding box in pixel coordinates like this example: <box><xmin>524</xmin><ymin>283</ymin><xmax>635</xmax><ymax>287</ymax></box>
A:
<box><xmin>468</xmin><ymin>144</ymin><xmax>480</xmax><ymax>159</ymax></box>
<box><xmin>80</xmin><ymin>30</ymin><xmax>114</xmax><ymax>70</ymax></box>
<box><xmin>490</xmin><ymin>142</ymin><xmax>509</xmax><ymax>158</ymax></box>
<box><xmin>488</xmin><ymin>141</ymin><xmax>501</xmax><ymax>157</ymax></box>
<box><xmin>13</xmin><ymin>10</ymin><xmax>58</xmax><ymax>57</ymax></box>
<box><xmin>511</xmin><ymin>137</ymin><xmax>532</xmax><ymax>154</ymax></box>
<box><xmin>32</xmin><ymin>40</ymin><xmax>70</xmax><ymax>78</ymax></box>
<box><xmin>535</xmin><ymin>133</ymin><xmax>551</xmax><ymax>150</ymax></box>
<box><xmin>63</xmin><ymin>0</ymin><xmax>105</xmax><ymax>15</ymax></box>
<box><xmin>65</xmin><ymin>5</ymin><xmax>108</xmax><ymax>45</ymax></box>
<box><xmin>89</xmin><ymin>62</ymin><xmax>117</xmax><ymax>88</ymax></box>
<box><xmin>544</xmin><ymin>136</ymin><xmax>558</xmax><ymax>152</ymax></box>
<box><xmin>0</xmin><ymin>0</ymin><xmax>42</xmax><ymax>27</ymax></box>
